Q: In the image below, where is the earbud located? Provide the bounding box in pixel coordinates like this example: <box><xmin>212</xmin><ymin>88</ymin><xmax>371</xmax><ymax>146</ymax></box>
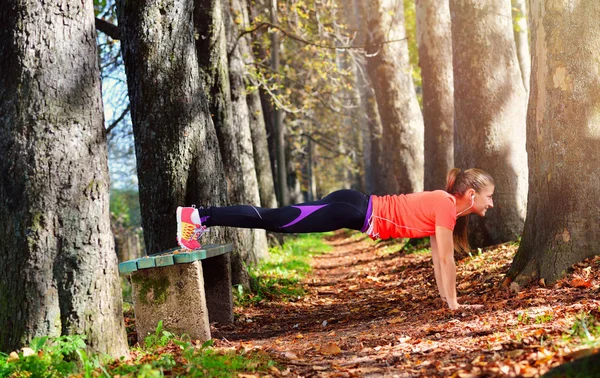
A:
<box><xmin>457</xmin><ymin>194</ymin><xmax>476</xmax><ymax>217</ymax></box>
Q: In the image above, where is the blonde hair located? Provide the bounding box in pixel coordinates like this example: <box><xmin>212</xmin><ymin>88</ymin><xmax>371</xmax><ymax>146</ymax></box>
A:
<box><xmin>445</xmin><ymin>168</ymin><xmax>494</xmax><ymax>253</ymax></box>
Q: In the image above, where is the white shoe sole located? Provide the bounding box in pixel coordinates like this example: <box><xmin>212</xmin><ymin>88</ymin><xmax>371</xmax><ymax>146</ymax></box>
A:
<box><xmin>176</xmin><ymin>206</ymin><xmax>184</xmax><ymax>247</ymax></box>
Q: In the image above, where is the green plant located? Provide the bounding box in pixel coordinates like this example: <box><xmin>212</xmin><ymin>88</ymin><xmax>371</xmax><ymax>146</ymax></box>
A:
<box><xmin>144</xmin><ymin>320</ymin><xmax>177</xmax><ymax>348</ymax></box>
<box><xmin>0</xmin><ymin>335</ymin><xmax>90</xmax><ymax>378</ymax></box>
<box><xmin>517</xmin><ymin>312</ymin><xmax>531</xmax><ymax>325</ymax></box>
<box><xmin>181</xmin><ymin>340</ymin><xmax>276</xmax><ymax>378</ymax></box>
<box><xmin>569</xmin><ymin>312</ymin><xmax>600</xmax><ymax>345</ymax></box>
<box><xmin>235</xmin><ymin>233</ymin><xmax>331</xmax><ymax>306</ymax></box>
<box><xmin>468</xmin><ymin>248</ymin><xmax>484</xmax><ymax>259</ymax></box>
<box><xmin>535</xmin><ymin>313</ymin><xmax>554</xmax><ymax>324</ymax></box>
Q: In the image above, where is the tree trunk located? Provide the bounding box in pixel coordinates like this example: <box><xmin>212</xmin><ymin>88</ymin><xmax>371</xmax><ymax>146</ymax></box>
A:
<box><xmin>194</xmin><ymin>0</ymin><xmax>268</xmax><ymax>284</ymax></box>
<box><xmin>349</xmin><ymin>0</ymin><xmax>384</xmax><ymax>196</ymax></box>
<box><xmin>450</xmin><ymin>0</ymin><xmax>528</xmax><ymax>247</ymax></box>
<box><xmin>236</xmin><ymin>2</ymin><xmax>277</xmax><ymax>210</ymax></box>
<box><xmin>270</xmin><ymin>0</ymin><xmax>289</xmax><ymax>206</ymax></box>
<box><xmin>0</xmin><ymin>0</ymin><xmax>128</xmax><ymax>356</ymax></box>
<box><xmin>512</xmin><ymin>0</ymin><xmax>530</xmax><ymax>94</ymax></box>
<box><xmin>246</xmin><ymin>1</ymin><xmax>280</xmax><ymax>204</ymax></box>
<box><xmin>226</xmin><ymin>0</ymin><xmax>269</xmax><ymax>261</ymax></box>
<box><xmin>363</xmin><ymin>0</ymin><xmax>425</xmax><ymax>195</ymax></box>
<box><xmin>117</xmin><ymin>0</ymin><xmax>228</xmax><ymax>253</ymax></box>
<box><xmin>247</xmin><ymin>90</ymin><xmax>278</xmax><ymax>209</ymax></box>
<box><xmin>508</xmin><ymin>1</ymin><xmax>600</xmax><ymax>285</ymax></box>
<box><xmin>417</xmin><ymin>0</ymin><xmax>454</xmax><ymax>191</ymax></box>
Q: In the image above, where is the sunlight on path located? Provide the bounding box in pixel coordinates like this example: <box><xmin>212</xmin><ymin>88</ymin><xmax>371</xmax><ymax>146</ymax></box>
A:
<box><xmin>214</xmin><ymin>232</ymin><xmax>600</xmax><ymax>377</ymax></box>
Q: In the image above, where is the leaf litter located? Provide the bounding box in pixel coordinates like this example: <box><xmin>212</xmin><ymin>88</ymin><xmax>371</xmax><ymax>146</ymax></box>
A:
<box><xmin>211</xmin><ymin>232</ymin><xmax>600</xmax><ymax>377</ymax></box>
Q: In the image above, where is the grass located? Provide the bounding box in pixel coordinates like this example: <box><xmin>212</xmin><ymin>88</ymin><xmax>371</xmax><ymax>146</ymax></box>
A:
<box><xmin>565</xmin><ymin>311</ymin><xmax>600</xmax><ymax>348</ymax></box>
<box><xmin>235</xmin><ymin>233</ymin><xmax>332</xmax><ymax>306</ymax></box>
<box><xmin>0</xmin><ymin>321</ymin><xmax>277</xmax><ymax>378</ymax></box>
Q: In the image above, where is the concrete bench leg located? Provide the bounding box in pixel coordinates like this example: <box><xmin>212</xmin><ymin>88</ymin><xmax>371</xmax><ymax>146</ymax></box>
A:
<box><xmin>131</xmin><ymin>261</ymin><xmax>211</xmax><ymax>342</ymax></box>
<box><xmin>202</xmin><ymin>253</ymin><xmax>233</xmax><ymax>323</ymax></box>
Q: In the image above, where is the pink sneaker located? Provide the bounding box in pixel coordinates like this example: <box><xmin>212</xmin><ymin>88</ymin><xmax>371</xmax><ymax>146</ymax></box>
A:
<box><xmin>176</xmin><ymin>206</ymin><xmax>207</xmax><ymax>250</ymax></box>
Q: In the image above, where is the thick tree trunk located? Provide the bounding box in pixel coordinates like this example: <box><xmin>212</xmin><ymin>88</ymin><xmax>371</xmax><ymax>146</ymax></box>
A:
<box><xmin>117</xmin><ymin>0</ymin><xmax>228</xmax><ymax>253</ymax></box>
<box><xmin>363</xmin><ymin>0</ymin><xmax>425</xmax><ymax>195</ymax></box>
<box><xmin>194</xmin><ymin>0</ymin><xmax>267</xmax><ymax>284</ymax></box>
<box><xmin>450</xmin><ymin>0</ymin><xmax>528</xmax><ymax>247</ymax></box>
<box><xmin>512</xmin><ymin>0</ymin><xmax>530</xmax><ymax>93</ymax></box>
<box><xmin>194</xmin><ymin>0</ymin><xmax>250</xmax><ymax>287</ymax></box>
<box><xmin>508</xmin><ymin>1</ymin><xmax>600</xmax><ymax>285</ymax></box>
<box><xmin>417</xmin><ymin>0</ymin><xmax>454</xmax><ymax>191</ymax></box>
<box><xmin>0</xmin><ymin>0</ymin><xmax>127</xmax><ymax>356</ymax></box>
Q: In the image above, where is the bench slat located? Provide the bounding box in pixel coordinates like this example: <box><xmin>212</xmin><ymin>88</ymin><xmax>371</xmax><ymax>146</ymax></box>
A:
<box><xmin>155</xmin><ymin>254</ymin><xmax>175</xmax><ymax>267</ymax></box>
<box><xmin>137</xmin><ymin>257</ymin><xmax>156</xmax><ymax>270</ymax></box>
<box><xmin>173</xmin><ymin>250</ymin><xmax>206</xmax><ymax>263</ymax></box>
<box><xmin>118</xmin><ymin>243</ymin><xmax>233</xmax><ymax>274</ymax></box>
<box><xmin>119</xmin><ymin>260</ymin><xmax>139</xmax><ymax>274</ymax></box>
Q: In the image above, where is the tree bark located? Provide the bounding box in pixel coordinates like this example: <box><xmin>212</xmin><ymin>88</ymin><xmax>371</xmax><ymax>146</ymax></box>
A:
<box><xmin>512</xmin><ymin>0</ymin><xmax>530</xmax><ymax>93</ymax></box>
<box><xmin>0</xmin><ymin>0</ymin><xmax>128</xmax><ymax>356</ymax></box>
<box><xmin>508</xmin><ymin>0</ymin><xmax>600</xmax><ymax>285</ymax></box>
<box><xmin>194</xmin><ymin>0</ymin><xmax>268</xmax><ymax>285</ymax></box>
<box><xmin>247</xmin><ymin>88</ymin><xmax>279</xmax><ymax>209</ymax></box>
<box><xmin>362</xmin><ymin>0</ymin><xmax>425</xmax><ymax>195</ymax></box>
<box><xmin>246</xmin><ymin>1</ymin><xmax>280</xmax><ymax>203</ymax></box>
<box><xmin>236</xmin><ymin>3</ymin><xmax>278</xmax><ymax>210</ymax></box>
<box><xmin>450</xmin><ymin>0</ymin><xmax>528</xmax><ymax>247</ymax></box>
<box><xmin>417</xmin><ymin>0</ymin><xmax>454</xmax><ymax>191</ymax></box>
<box><xmin>270</xmin><ymin>0</ymin><xmax>289</xmax><ymax>205</ymax></box>
<box><xmin>226</xmin><ymin>0</ymin><xmax>269</xmax><ymax>261</ymax></box>
<box><xmin>117</xmin><ymin>0</ymin><xmax>228</xmax><ymax>253</ymax></box>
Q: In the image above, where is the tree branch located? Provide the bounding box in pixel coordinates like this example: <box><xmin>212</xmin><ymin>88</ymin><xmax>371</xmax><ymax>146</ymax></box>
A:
<box><xmin>106</xmin><ymin>104</ymin><xmax>130</xmax><ymax>135</ymax></box>
<box><xmin>95</xmin><ymin>18</ymin><xmax>120</xmax><ymax>40</ymax></box>
<box><xmin>238</xmin><ymin>22</ymin><xmax>407</xmax><ymax>50</ymax></box>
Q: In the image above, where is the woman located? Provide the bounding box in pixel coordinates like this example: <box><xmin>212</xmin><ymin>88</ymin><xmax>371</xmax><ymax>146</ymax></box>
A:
<box><xmin>177</xmin><ymin>168</ymin><xmax>495</xmax><ymax>310</ymax></box>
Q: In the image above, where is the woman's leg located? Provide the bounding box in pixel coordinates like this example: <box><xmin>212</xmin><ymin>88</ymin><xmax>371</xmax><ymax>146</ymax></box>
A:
<box><xmin>199</xmin><ymin>189</ymin><xmax>370</xmax><ymax>233</ymax></box>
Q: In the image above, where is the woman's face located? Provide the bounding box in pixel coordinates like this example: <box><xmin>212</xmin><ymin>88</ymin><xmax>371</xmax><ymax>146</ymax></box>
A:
<box><xmin>473</xmin><ymin>184</ymin><xmax>495</xmax><ymax>216</ymax></box>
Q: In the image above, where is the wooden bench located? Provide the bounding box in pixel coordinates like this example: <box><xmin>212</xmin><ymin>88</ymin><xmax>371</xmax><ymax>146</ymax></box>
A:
<box><xmin>118</xmin><ymin>244</ymin><xmax>234</xmax><ymax>342</ymax></box>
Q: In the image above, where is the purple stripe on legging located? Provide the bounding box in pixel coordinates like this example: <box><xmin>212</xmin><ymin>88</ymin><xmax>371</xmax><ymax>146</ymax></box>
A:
<box><xmin>281</xmin><ymin>205</ymin><xmax>329</xmax><ymax>228</ymax></box>
<box><xmin>200</xmin><ymin>216</ymin><xmax>210</xmax><ymax>224</ymax></box>
<box><xmin>360</xmin><ymin>196</ymin><xmax>373</xmax><ymax>233</ymax></box>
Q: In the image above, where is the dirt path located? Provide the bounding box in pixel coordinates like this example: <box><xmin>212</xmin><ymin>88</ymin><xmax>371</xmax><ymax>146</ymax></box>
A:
<box><xmin>213</xmin><ymin>232</ymin><xmax>600</xmax><ymax>377</ymax></box>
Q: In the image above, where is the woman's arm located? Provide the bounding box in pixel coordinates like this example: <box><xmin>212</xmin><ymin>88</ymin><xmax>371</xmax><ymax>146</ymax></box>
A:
<box><xmin>434</xmin><ymin>226</ymin><xmax>458</xmax><ymax>310</ymax></box>
<box><xmin>430</xmin><ymin>235</ymin><xmax>447</xmax><ymax>303</ymax></box>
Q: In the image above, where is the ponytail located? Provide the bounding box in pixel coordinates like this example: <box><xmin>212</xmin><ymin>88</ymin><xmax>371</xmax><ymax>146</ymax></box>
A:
<box><xmin>445</xmin><ymin>168</ymin><xmax>494</xmax><ymax>253</ymax></box>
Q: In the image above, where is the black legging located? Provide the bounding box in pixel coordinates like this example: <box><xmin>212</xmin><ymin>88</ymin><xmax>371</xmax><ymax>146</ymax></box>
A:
<box><xmin>198</xmin><ymin>189</ymin><xmax>371</xmax><ymax>233</ymax></box>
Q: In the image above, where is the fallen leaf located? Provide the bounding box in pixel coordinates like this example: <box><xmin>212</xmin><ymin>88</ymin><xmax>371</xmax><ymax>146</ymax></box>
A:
<box><xmin>388</xmin><ymin>316</ymin><xmax>406</xmax><ymax>324</ymax></box>
<box><xmin>569</xmin><ymin>278</ymin><xmax>592</xmax><ymax>288</ymax></box>
<box><xmin>320</xmin><ymin>342</ymin><xmax>342</xmax><ymax>355</ymax></box>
